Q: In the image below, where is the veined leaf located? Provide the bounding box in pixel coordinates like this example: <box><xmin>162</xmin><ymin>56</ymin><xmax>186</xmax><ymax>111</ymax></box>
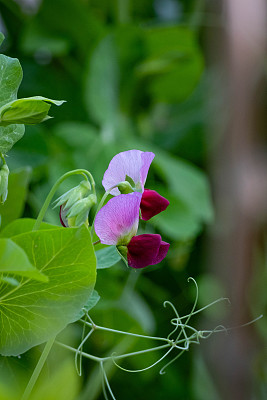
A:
<box><xmin>0</xmin><ymin>218</ymin><xmax>56</xmax><ymax>238</ymax></box>
<box><xmin>0</xmin><ymin>97</ymin><xmax>66</xmax><ymax>126</ymax></box>
<box><xmin>0</xmin><ymin>238</ymin><xmax>48</xmax><ymax>282</ymax></box>
<box><xmin>0</xmin><ymin>225</ymin><xmax>96</xmax><ymax>356</ymax></box>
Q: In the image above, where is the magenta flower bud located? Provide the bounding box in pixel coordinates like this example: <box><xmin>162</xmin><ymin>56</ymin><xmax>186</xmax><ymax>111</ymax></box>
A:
<box><xmin>127</xmin><ymin>234</ymin><xmax>170</xmax><ymax>269</ymax></box>
<box><xmin>140</xmin><ymin>189</ymin><xmax>169</xmax><ymax>221</ymax></box>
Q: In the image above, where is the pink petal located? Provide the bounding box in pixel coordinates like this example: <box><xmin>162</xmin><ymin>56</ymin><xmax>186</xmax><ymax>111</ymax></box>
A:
<box><xmin>127</xmin><ymin>234</ymin><xmax>169</xmax><ymax>268</ymax></box>
<box><xmin>140</xmin><ymin>189</ymin><xmax>170</xmax><ymax>221</ymax></box>
<box><xmin>140</xmin><ymin>152</ymin><xmax>155</xmax><ymax>187</ymax></box>
<box><xmin>102</xmin><ymin>150</ymin><xmax>155</xmax><ymax>195</ymax></box>
<box><xmin>94</xmin><ymin>192</ymin><xmax>142</xmax><ymax>245</ymax></box>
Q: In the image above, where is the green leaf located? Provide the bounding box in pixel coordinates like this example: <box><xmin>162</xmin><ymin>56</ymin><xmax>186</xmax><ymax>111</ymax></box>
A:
<box><xmin>138</xmin><ymin>26</ymin><xmax>203</xmax><ymax>103</ymax></box>
<box><xmin>0</xmin><ymin>238</ymin><xmax>48</xmax><ymax>282</ymax></box>
<box><xmin>0</xmin><ymin>96</ymin><xmax>65</xmax><ymax>126</ymax></box>
<box><xmin>0</xmin><ymin>167</ymin><xmax>32</xmax><ymax>229</ymax></box>
<box><xmin>0</xmin><ymin>225</ymin><xmax>96</xmax><ymax>356</ymax></box>
<box><xmin>85</xmin><ymin>34</ymin><xmax>119</xmax><ymax>125</ymax></box>
<box><xmin>0</xmin><ymin>218</ymin><xmax>56</xmax><ymax>238</ymax></box>
<box><xmin>96</xmin><ymin>246</ymin><xmax>121</xmax><ymax>269</ymax></box>
<box><xmin>72</xmin><ymin>289</ymin><xmax>100</xmax><ymax>322</ymax></box>
<box><xmin>0</xmin><ymin>53</ymin><xmax>25</xmax><ymax>153</ymax></box>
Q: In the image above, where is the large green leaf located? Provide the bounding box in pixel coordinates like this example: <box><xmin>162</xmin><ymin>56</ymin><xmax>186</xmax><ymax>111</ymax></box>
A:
<box><xmin>0</xmin><ymin>167</ymin><xmax>32</xmax><ymax>229</ymax></box>
<box><xmin>0</xmin><ymin>53</ymin><xmax>25</xmax><ymax>153</ymax></box>
<box><xmin>0</xmin><ymin>218</ymin><xmax>56</xmax><ymax>238</ymax></box>
<box><xmin>0</xmin><ymin>225</ymin><xmax>96</xmax><ymax>356</ymax></box>
<box><xmin>0</xmin><ymin>238</ymin><xmax>48</xmax><ymax>282</ymax></box>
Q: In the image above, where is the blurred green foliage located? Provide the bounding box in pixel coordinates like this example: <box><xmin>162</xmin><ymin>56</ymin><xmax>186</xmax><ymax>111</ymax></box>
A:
<box><xmin>1</xmin><ymin>0</ymin><xmax>264</xmax><ymax>400</ymax></box>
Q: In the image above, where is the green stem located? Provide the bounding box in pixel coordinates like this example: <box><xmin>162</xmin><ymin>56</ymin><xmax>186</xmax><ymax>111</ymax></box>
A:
<box><xmin>33</xmin><ymin>169</ymin><xmax>95</xmax><ymax>231</ymax></box>
<box><xmin>55</xmin><ymin>340</ymin><xmax>170</xmax><ymax>363</ymax></box>
<box><xmin>83</xmin><ymin>320</ymin><xmax>170</xmax><ymax>343</ymax></box>
<box><xmin>21</xmin><ymin>336</ymin><xmax>55</xmax><ymax>400</ymax></box>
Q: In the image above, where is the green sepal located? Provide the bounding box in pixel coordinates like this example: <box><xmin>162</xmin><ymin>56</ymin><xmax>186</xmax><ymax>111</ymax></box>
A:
<box><xmin>116</xmin><ymin>245</ymin><xmax>129</xmax><ymax>267</ymax></box>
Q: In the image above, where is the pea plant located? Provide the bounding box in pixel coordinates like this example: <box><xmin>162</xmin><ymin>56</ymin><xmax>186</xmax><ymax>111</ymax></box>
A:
<box><xmin>0</xmin><ymin>34</ymin><xmax>261</xmax><ymax>400</ymax></box>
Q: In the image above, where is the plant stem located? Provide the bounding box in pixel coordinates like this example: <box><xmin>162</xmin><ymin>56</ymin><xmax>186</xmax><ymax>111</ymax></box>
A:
<box><xmin>55</xmin><ymin>340</ymin><xmax>170</xmax><ymax>363</ymax></box>
<box><xmin>83</xmin><ymin>320</ymin><xmax>170</xmax><ymax>343</ymax></box>
<box><xmin>21</xmin><ymin>336</ymin><xmax>55</xmax><ymax>400</ymax></box>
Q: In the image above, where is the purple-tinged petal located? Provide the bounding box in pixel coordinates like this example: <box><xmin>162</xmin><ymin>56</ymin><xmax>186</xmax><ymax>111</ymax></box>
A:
<box><xmin>94</xmin><ymin>192</ymin><xmax>142</xmax><ymax>245</ymax></box>
<box><xmin>140</xmin><ymin>189</ymin><xmax>170</xmax><ymax>221</ymax></box>
<box><xmin>102</xmin><ymin>150</ymin><xmax>155</xmax><ymax>195</ymax></box>
<box><xmin>140</xmin><ymin>152</ymin><xmax>155</xmax><ymax>187</ymax></box>
<box><xmin>127</xmin><ymin>233</ymin><xmax>168</xmax><ymax>269</ymax></box>
<box><xmin>60</xmin><ymin>205</ymin><xmax>68</xmax><ymax>227</ymax></box>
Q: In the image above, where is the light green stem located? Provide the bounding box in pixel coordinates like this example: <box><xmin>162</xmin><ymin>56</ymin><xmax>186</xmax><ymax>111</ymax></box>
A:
<box><xmin>33</xmin><ymin>169</ymin><xmax>95</xmax><ymax>231</ymax></box>
<box><xmin>21</xmin><ymin>336</ymin><xmax>55</xmax><ymax>400</ymax></box>
<box><xmin>83</xmin><ymin>320</ymin><xmax>170</xmax><ymax>343</ymax></box>
<box><xmin>56</xmin><ymin>340</ymin><xmax>170</xmax><ymax>363</ymax></box>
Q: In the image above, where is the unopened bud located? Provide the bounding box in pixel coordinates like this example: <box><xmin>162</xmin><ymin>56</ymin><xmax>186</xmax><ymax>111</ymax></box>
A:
<box><xmin>54</xmin><ymin>180</ymin><xmax>91</xmax><ymax>209</ymax></box>
<box><xmin>61</xmin><ymin>194</ymin><xmax>97</xmax><ymax>228</ymax></box>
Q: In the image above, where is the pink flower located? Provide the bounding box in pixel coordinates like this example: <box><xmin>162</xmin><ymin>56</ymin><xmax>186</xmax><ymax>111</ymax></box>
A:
<box><xmin>94</xmin><ymin>193</ymin><xmax>169</xmax><ymax>269</ymax></box>
<box><xmin>102</xmin><ymin>150</ymin><xmax>169</xmax><ymax>220</ymax></box>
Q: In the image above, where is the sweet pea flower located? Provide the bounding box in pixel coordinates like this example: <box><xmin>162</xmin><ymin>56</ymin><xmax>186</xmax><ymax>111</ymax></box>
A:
<box><xmin>94</xmin><ymin>192</ymin><xmax>169</xmax><ymax>269</ymax></box>
<box><xmin>102</xmin><ymin>150</ymin><xmax>169</xmax><ymax>220</ymax></box>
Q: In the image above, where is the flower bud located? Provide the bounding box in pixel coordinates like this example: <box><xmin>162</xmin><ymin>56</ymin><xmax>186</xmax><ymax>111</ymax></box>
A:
<box><xmin>60</xmin><ymin>194</ymin><xmax>97</xmax><ymax>228</ymax></box>
<box><xmin>0</xmin><ymin>164</ymin><xmax>9</xmax><ymax>204</ymax></box>
<box><xmin>54</xmin><ymin>180</ymin><xmax>91</xmax><ymax>209</ymax></box>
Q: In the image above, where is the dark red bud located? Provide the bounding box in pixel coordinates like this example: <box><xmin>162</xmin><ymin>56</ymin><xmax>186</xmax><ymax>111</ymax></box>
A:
<box><xmin>127</xmin><ymin>233</ymin><xmax>169</xmax><ymax>268</ymax></box>
<box><xmin>140</xmin><ymin>189</ymin><xmax>169</xmax><ymax>221</ymax></box>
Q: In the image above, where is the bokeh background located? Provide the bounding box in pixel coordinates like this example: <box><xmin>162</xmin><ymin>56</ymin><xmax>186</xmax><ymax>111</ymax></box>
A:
<box><xmin>0</xmin><ymin>0</ymin><xmax>266</xmax><ymax>399</ymax></box>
